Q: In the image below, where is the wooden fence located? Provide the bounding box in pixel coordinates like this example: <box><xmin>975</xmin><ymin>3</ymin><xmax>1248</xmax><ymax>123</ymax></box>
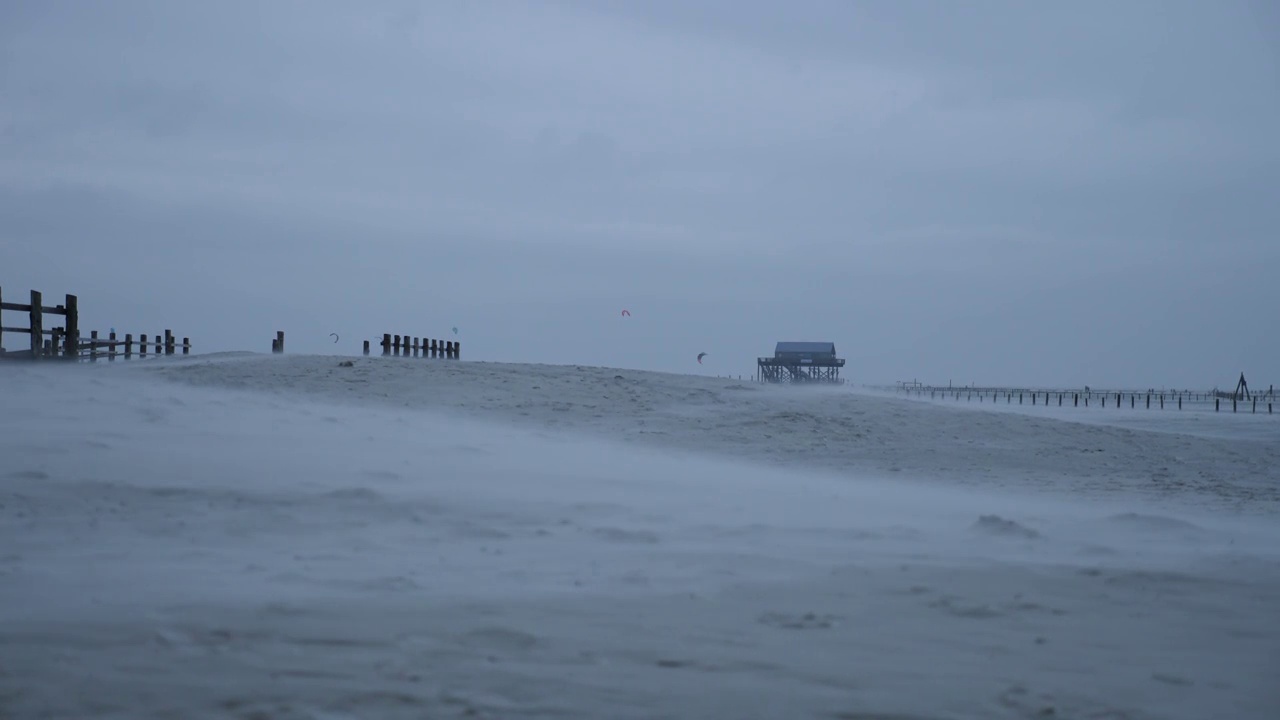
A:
<box><xmin>0</xmin><ymin>288</ymin><xmax>78</xmax><ymax>359</ymax></box>
<box><xmin>0</xmin><ymin>286</ymin><xmax>190</xmax><ymax>361</ymax></box>
<box><xmin>890</xmin><ymin>384</ymin><xmax>1276</xmax><ymax>415</ymax></box>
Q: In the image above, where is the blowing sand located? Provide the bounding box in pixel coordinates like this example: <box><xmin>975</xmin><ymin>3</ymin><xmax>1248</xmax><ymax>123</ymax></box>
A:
<box><xmin>1</xmin><ymin>353</ymin><xmax>1277</xmax><ymax>719</ymax></box>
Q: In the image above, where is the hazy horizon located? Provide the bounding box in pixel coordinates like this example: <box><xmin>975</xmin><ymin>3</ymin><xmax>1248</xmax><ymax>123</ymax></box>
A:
<box><xmin>3</xmin><ymin>0</ymin><xmax>1277</xmax><ymax>388</ymax></box>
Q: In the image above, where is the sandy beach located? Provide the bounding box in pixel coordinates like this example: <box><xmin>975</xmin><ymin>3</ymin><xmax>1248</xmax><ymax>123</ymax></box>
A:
<box><xmin>2</xmin><ymin>353</ymin><xmax>1277</xmax><ymax>719</ymax></box>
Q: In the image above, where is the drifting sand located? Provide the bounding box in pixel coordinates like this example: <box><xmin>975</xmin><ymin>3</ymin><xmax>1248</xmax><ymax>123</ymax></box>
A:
<box><xmin>1</xmin><ymin>353</ymin><xmax>1277</xmax><ymax>719</ymax></box>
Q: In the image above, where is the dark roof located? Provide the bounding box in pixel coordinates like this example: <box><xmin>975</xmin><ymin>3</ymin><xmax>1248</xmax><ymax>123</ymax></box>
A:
<box><xmin>775</xmin><ymin>341</ymin><xmax>836</xmax><ymax>355</ymax></box>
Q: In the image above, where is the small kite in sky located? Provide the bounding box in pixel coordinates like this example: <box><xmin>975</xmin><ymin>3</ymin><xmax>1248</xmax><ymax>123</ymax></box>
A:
<box><xmin>697</xmin><ymin>352</ymin><xmax>707</xmax><ymax>364</ymax></box>
<box><xmin>329</xmin><ymin>333</ymin><xmax>339</xmax><ymax>343</ymax></box>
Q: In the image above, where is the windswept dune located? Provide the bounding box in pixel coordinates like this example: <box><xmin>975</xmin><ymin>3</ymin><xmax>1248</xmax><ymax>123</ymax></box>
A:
<box><xmin>1</xmin><ymin>354</ymin><xmax>1277</xmax><ymax>719</ymax></box>
<box><xmin>152</xmin><ymin>354</ymin><xmax>1280</xmax><ymax>513</ymax></box>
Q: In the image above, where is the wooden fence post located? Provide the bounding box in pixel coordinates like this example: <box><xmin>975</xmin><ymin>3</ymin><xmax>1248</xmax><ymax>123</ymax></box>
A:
<box><xmin>382</xmin><ymin>334</ymin><xmax>391</xmax><ymax>356</ymax></box>
<box><xmin>165</xmin><ymin>330</ymin><xmax>174</xmax><ymax>356</ymax></box>
<box><xmin>155</xmin><ymin>333</ymin><xmax>162</xmax><ymax>355</ymax></box>
<box><xmin>363</xmin><ymin>340</ymin><xmax>370</xmax><ymax>356</ymax></box>
<box><xmin>393</xmin><ymin>335</ymin><xmax>401</xmax><ymax>355</ymax></box>
<box><xmin>125</xmin><ymin>334</ymin><xmax>133</xmax><ymax>359</ymax></box>
<box><xmin>183</xmin><ymin>337</ymin><xmax>190</xmax><ymax>356</ymax></box>
<box><xmin>63</xmin><ymin>294</ymin><xmax>78</xmax><ymax>359</ymax></box>
<box><xmin>275</xmin><ymin>331</ymin><xmax>284</xmax><ymax>354</ymax></box>
<box><xmin>28</xmin><ymin>290</ymin><xmax>43</xmax><ymax>359</ymax></box>
<box><xmin>90</xmin><ymin>330</ymin><xmax>99</xmax><ymax>362</ymax></box>
<box><xmin>1215</xmin><ymin>398</ymin><xmax>1220</xmax><ymax>412</ymax></box>
<box><xmin>140</xmin><ymin>334</ymin><xmax>148</xmax><ymax>358</ymax></box>
<box><xmin>109</xmin><ymin>331</ymin><xmax>118</xmax><ymax>361</ymax></box>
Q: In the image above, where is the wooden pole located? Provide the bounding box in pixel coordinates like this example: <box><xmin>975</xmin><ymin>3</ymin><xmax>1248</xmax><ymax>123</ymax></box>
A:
<box><xmin>165</xmin><ymin>329</ymin><xmax>174</xmax><ymax>356</ymax></box>
<box><xmin>90</xmin><ymin>330</ymin><xmax>99</xmax><ymax>362</ymax></box>
<box><xmin>183</xmin><ymin>337</ymin><xmax>190</xmax><ymax>356</ymax></box>
<box><xmin>155</xmin><ymin>333</ymin><xmax>162</xmax><ymax>355</ymax></box>
<box><xmin>393</xmin><ymin>335</ymin><xmax>401</xmax><ymax>355</ymax></box>
<box><xmin>275</xmin><ymin>331</ymin><xmax>285</xmax><ymax>354</ymax></box>
<box><xmin>140</xmin><ymin>334</ymin><xmax>148</xmax><ymax>358</ymax></box>
<box><xmin>63</xmin><ymin>294</ymin><xmax>78</xmax><ymax>359</ymax></box>
<box><xmin>125</xmin><ymin>334</ymin><xmax>133</xmax><ymax>359</ymax></box>
<box><xmin>28</xmin><ymin>290</ymin><xmax>42</xmax><ymax>359</ymax></box>
<box><xmin>109</xmin><ymin>331</ymin><xmax>117</xmax><ymax>361</ymax></box>
<box><xmin>363</xmin><ymin>340</ymin><xmax>370</xmax><ymax>356</ymax></box>
<box><xmin>382</xmin><ymin>333</ymin><xmax>391</xmax><ymax>356</ymax></box>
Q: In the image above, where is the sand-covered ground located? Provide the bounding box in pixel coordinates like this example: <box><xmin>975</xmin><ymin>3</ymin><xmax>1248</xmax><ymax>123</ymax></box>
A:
<box><xmin>2</xmin><ymin>353</ymin><xmax>1277</xmax><ymax>719</ymax></box>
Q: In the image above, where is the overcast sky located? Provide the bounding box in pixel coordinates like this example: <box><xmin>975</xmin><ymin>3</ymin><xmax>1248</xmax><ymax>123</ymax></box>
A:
<box><xmin>2</xmin><ymin>0</ymin><xmax>1277</xmax><ymax>388</ymax></box>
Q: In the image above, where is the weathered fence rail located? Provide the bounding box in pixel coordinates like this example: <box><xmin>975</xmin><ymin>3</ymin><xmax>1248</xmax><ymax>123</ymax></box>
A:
<box><xmin>0</xmin><ymin>286</ymin><xmax>190</xmax><ymax>361</ymax></box>
<box><xmin>887</xmin><ymin>383</ymin><xmax>1276</xmax><ymax>415</ymax></box>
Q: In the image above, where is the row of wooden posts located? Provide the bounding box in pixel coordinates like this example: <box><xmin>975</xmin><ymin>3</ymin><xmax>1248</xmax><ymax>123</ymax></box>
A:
<box><xmin>906</xmin><ymin>388</ymin><xmax>1274</xmax><ymax>415</ymax></box>
<box><xmin>266</xmin><ymin>331</ymin><xmax>460</xmax><ymax>359</ymax></box>
<box><xmin>0</xmin><ymin>287</ymin><xmax>189</xmax><ymax>360</ymax></box>
<box><xmin>369</xmin><ymin>334</ymin><xmax>459</xmax><ymax>359</ymax></box>
<box><xmin>82</xmin><ymin>330</ymin><xmax>191</xmax><ymax>360</ymax></box>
